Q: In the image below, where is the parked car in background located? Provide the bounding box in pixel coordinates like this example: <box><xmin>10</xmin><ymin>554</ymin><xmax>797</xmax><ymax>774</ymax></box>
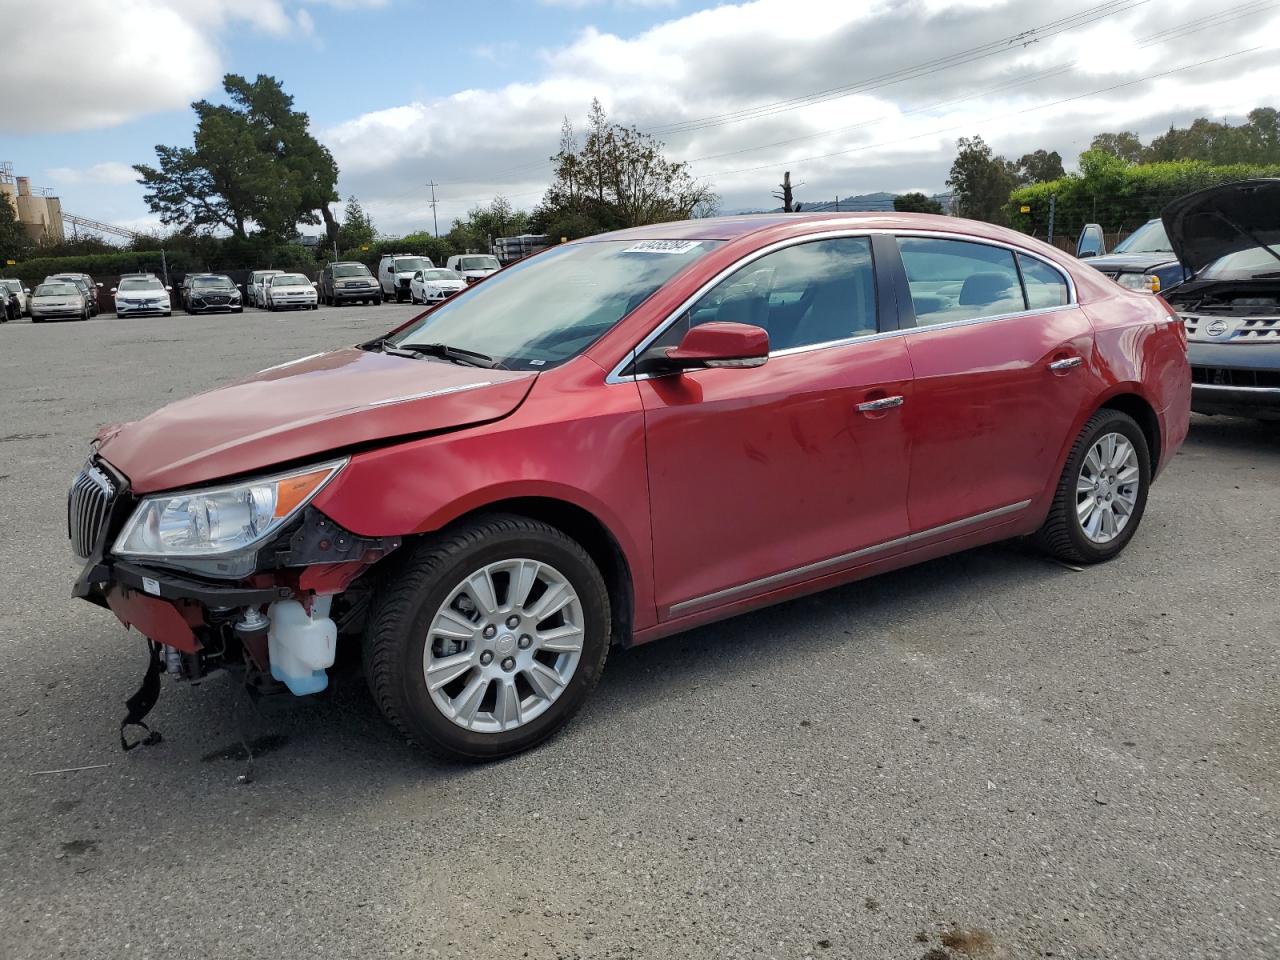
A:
<box><xmin>410</xmin><ymin>267</ymin><xmax>466</xmax><ymax>303</ymax></box>
<box><xmin>68</xmin><ymin>212</ymin><xmax>1189</xmax><ymax>763</ymax></box>
<box><xmin>319</xmin><ymin>261</ymin><xmax>381</xmax><ymax>306</ymax></box>
<box><xmin>248</xmin><ymin>270</ymin><xmax>285</xmax><ymax>308</ymax></box>
<box><xmin>1076</xmin><ymin>219</ymin><xmax>1189</xmax><ymax>294</ymax></box>
<box><xmin>446</xmin><ymin>254</ymin><xmax>501</xmax><ymax>283</ymax></box>
<box><xmin>185</xmin><ymin>275</ymin><xmax>243</xmax><ymax>315</ymax></box>
<box><xmin>378</xmin><ymin>253</ymin><xmax>434</xmax><ymax>302</ymax></box>
<box><xmin>1162</xmin><ymin>179</ymin><xmax>1280</xmax><ymax>421</ymax></box>
<box><xmin>263</xmin><ymin>272</ymin><xmax>318</xmax><ymax>311</ymax></box>
<box><xmin>46</xmin><ymin>273</ymin><xmax>101</xmax><ymax>315</ymax></box>
<box><xmin>30</xmin><ymin>281</ymin><xmax>90</xmax><ymax>322</ymax></box>
<box><xmin>1</xmin><ymin>278</ymin><xmax>30</xmax><ymax>318</ymax></box>
<box><xmin>112</xmin><ymin>275</ymin><xmax>173</xmax><ymax>318</ymax></box>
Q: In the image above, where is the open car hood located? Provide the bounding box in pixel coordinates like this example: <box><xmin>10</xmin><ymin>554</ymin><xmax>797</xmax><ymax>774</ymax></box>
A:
<box><xmin>96</xmin><ymin>348</ymin><xmax>536</xmax><ymax>493</ymax></box>
<box><xmin>1162</xmin><ymin>178</ymin><xmax>1280</xmax><ymax>275</ymax></box>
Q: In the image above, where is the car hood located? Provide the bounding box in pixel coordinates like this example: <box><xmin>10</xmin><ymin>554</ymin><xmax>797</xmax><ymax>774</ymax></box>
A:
<box><xmin>1162</xmin><ymin>178</ymin><xmax>1280</xmax><ymax>275</ymax></box>
<box><xmin>1083</xmin><ymin>252</ymin><xmax>1179</xmax><ymax>273</ymax></box>
<box><xmin>96</xmin><ymin>347</ymin><xmax>537</xmax><ymax>493</ymax></box>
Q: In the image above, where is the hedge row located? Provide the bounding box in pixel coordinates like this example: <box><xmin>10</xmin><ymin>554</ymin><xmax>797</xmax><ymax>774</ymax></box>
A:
<box><xmin>1009</xmin><ymin>157</ymin><xmax>1280</xmax><ymax>240</ymax></box>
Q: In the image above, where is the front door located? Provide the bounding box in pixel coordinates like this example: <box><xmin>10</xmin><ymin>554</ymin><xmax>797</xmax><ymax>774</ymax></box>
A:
<box><xmin>891</xmin><ymin>235</ymin><xmax>1097</xmax><ymax>532</ymax></box>
<box><xmin>635</xmin><ymin>236</ymin><xmax>915</xmax><ymax>618</ymax></box>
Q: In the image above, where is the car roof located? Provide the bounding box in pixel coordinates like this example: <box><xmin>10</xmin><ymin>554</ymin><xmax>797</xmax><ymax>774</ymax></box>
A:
<box><xmin>578</xmin><ymin>212</ymin><xmax>1042</xmax><ymax>243</ymax></box>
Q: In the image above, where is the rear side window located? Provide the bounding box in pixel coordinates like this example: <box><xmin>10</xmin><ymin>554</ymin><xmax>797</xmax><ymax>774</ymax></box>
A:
<box><xmin>652</xmin><ymin>237</ymin><xmax>878</xmax><ymax>354</ymax></box>
<box><xmin>897</xmin><ymin>237</ymin><xmax>1024</xmax><ymax>325</ymax></box>
<box><xmin>1018</xmin><ymin>254</ymin><xmax>1069</xmax><ymax>309</ymax></box>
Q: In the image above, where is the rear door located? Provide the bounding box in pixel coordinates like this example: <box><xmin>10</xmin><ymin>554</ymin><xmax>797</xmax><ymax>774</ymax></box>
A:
<box><xmin>635</xmin><ymin>235</ymin><xmax>915</xmax><ymax>619</ymax></box>
<box><xmin>891</xmin><ymin>235</ymin><xmax>1096</xmax><ymax>533</ymax></box>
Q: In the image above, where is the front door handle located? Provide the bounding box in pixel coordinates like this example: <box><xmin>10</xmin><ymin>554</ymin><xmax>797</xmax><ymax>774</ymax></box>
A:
<box><xmin>1048</xmin><ymin>356</ymin><xmax>1083</xmax><ymax>371</ymax></box>
<box><xmin>856</xmin><ymin>395</ymin><xmax>904</xmax><ymax>413</ymax></box>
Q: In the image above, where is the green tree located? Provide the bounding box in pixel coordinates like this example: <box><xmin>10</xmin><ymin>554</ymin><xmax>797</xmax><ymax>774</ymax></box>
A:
<box><xmin>1016</xmin><ymin>149</ymin><xmax>1065</xmax><ymax>184</ymax></box>
<box><xmin>447</xmin><ymin>196</ymin><xmax>531</xmax><ymax>253</ymax></box>
<box><xmin>336</xmin><ymin>195</ymin><xmax>376</xmax><ymax>252</ymax></box>
<box><xmin>1089</xmin><ymin>132</ymin><xmax>1144</xmax><ymax>164</ymax></box>
<box><xmin>533</xmin><ymin>100</ymin><xmax>718</xmax><ymax>239</ymax></box>
<box><xmin>893</xmin><ymin>192</ymin><xmax>944</xmax><ymax>214</ymax></box>
<box><xmin>946</xmin><ymin>136</ymin><xmax>1019</xmax><ymax>225</ymax></box>
<box><xmin>0</xmin><ymin>194</ymin><xmax>33</xmax><ymax>263</ymax></box>
<box><xmin>135</xmin><ymin>74</ymin><xmax>339</xmax><ymax>243</ymax></box>
<box><xmin>1143</xmin><ymin>117</ymin><xmax>1247</xmax><ymax>165</ymax></box>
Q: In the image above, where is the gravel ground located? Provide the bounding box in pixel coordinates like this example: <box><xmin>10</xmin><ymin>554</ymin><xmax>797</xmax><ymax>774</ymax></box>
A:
<box><xmin>0</xmin><ymin>305</ymin><xmax>1276</xmax><ymax>960</ymax></box>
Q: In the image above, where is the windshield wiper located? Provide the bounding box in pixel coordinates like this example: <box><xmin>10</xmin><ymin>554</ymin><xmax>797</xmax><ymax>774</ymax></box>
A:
<box><xmin>390</xmin><ymin>342</ymin><xmax>504</xmax><ymax>369</ymax></box>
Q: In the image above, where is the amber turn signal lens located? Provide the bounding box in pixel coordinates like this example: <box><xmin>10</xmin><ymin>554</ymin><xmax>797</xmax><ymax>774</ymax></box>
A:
<box><xmin>274</xmin><ymin>468</ymin><xmax>335</xmax><ymax>518</ymax></box>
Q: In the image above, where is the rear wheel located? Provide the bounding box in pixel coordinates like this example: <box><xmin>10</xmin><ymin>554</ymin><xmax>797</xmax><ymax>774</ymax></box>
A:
<box><xmin>1034</xmin><ymin>409</ymin><xmax>1150</xmax><ymax>564</ymax></box>
<box><xmin>364</xmin><ymin>515</ymin><xmax>611</xmax><ymax>762</ymax></box>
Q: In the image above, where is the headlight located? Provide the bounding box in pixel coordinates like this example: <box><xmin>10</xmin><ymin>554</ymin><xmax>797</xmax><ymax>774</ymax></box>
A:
<box><xmin>1116</xmin><ymin>273</ymin><xmax>1160</xmax><ymax>293</ymax></box>
<box><xmin>112</xmin><ymin>460</ymin><xmax>345</xmax><ymax>574</ymax></box>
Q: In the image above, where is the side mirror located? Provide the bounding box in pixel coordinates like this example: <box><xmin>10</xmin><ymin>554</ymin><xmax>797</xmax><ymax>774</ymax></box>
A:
<box><xmin>639</xmin><ymin>322</ymin><xmax>769</xmax><ymax>374</ymax></box>
<box><xmin>95</xmin><ymin>282</ymin><xmax>103</xmax><ymax>288</ymax></box>
<box><xmin>165</xmin><ymin>285</ymin><xmax>173</xmax><ymax>291</ymax></box>
<box><xmin>110</xmin><ymin>287</ymin><xmax>118</xmax><ymax>294</ymax></box>
<box><xmin>23</xmin><ymin>287</ymin><xmax>30</xmax><ymax>294</ymax></box>
<box><xmin>1076</xmin><ymin>223</ymin><xmax>1106</xmax><ymax>259</ymax></box>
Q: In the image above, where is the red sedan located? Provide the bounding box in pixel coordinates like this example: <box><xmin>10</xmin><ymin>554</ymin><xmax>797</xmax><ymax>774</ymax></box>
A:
<box><xmin>70</xmin><ymin>213</ymin><xmax>1190</xmax><ymax>760</ymax></box>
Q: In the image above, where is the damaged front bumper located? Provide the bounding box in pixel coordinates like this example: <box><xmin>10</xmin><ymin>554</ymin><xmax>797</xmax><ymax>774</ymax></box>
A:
<box><xmin>71</xmin><ymin>459</ymin><xmax>400</xmax><ymax>702</ymax></box>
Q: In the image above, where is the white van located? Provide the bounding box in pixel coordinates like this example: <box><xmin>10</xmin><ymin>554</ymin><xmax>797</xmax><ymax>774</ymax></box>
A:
<box><xmin>378</xmin><ymin>253</ymin><xmax>434</xmax><ymax>302</ymax></box>
<box><xmin>446</xmin><ymin>254</ymin><xmax>501</xmax><ymax>283</ymax></box>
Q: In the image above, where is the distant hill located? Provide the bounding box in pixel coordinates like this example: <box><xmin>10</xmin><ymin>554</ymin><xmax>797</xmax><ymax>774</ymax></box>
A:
<box><xmin>726</xmin><ymin>191</ymin><xmax>954</xmax><ymax>216</ymax></box>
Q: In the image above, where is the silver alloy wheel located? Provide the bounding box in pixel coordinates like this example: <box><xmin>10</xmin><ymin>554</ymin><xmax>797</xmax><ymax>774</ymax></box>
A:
<box><xmin>1075</xmin><ymin>431</ymin><xmax>1141</xmax><ymax>544</ymax></box>
<box><xmin>423</xmin><ymin>558</ymin><xmax>585</xmax><ymax>733</ymax></box>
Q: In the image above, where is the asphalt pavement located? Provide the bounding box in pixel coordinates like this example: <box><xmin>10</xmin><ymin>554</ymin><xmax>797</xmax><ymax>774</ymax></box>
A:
<box><xmin>0</xmin><ymin>304</ymin><xmax>1277</xmax><ymax>960</ymax></box>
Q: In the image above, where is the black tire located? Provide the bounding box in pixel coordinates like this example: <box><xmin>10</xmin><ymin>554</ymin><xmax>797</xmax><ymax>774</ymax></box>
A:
<box><xmin>364</xmin><ymin>514</ymin><xmax>611</xmax><ymax>762</ymax></box>
<box><xmin>1034</xmin><ymin>409</ymin><xmax>1150</xmax><ymax>564</ymax></box>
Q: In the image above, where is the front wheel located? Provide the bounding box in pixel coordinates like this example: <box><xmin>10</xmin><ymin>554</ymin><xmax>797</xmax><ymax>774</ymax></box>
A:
<box><xmin>364</xmin><ymin>515</ymin><xmax>611</xmax><ymax>762</ymax></box>
<box><xmin>1034</xmin><ymin>409</ymin><xmax>1150</xmax><ymax>564</ymax></box>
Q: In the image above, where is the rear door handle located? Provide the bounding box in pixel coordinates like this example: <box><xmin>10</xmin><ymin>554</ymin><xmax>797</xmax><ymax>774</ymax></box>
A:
<box><xmin>1048</xmin><ymin>356</ymin><xmax>1083</xmax><ymax>371</ymax></box>
<box><xmin>856</xmin><ymin>395</ymin><xmax>904</xmax><ymax>412</ymax></box>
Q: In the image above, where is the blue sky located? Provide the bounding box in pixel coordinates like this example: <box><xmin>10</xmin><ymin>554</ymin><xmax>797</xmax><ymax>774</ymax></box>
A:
<box><xmin>1</xmin><ymin>0</ymin><xmax>1274</xmax><ymax>238</ymax></box>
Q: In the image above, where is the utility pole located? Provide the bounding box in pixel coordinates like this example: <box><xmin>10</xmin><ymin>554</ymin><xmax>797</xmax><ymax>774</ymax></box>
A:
<box><xmin>1047</xmin><ymin>194</ymin><xmax>1057</xmax><ymax>245</ymax></box>
<box><xmin>773</xmin><ymin>171</ymin><xmax>800</xmax><ymax>213</ymax></box>
<box><xmin>428</xmin><ymin>181</ymin><xmax>440</xmax><ymax>237</ymax></box>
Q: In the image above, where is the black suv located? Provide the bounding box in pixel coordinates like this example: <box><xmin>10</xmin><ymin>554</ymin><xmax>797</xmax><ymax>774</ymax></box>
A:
<box><xmin>319</xmin><ymin>261</ymin><xmax>381</xmax><ymax>306</ymax></box>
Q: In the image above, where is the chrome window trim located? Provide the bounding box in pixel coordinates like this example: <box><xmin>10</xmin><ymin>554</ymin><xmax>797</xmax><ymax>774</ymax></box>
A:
<box><xmin>605</xmin><ymin>228</ymin><xmax>1077</xmax><ymax>384</ymax></box>
<box><xmin>668</xmin><ymin>498</ymin><xmax>1032</xmax><ymax>616</ymax></box>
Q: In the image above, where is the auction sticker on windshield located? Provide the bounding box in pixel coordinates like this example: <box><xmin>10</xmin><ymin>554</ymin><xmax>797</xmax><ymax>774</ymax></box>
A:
<box><xmin>623</xmin><ymin>240</ymin><xmax>703</xmax><ymax>254</ymax></box>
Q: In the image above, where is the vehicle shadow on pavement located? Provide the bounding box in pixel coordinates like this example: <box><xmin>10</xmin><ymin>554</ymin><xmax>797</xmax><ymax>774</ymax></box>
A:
<box><xmin>1183</xmin><ymin>414</ymin><xmax>1280</xmax><ymax>456</ymax></box>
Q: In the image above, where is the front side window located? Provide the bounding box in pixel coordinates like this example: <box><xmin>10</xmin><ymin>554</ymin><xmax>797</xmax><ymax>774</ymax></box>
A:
<box><xmin>388</xmin><ymin>239</ymin><xmax>722</xmax><ymax>370</ymax></box>
<box><xmin>898</xmin><ymin>237</ymin><xmax>1025</xmax><ymax>325</ymax></box>
<box><xmin>648</xmin><ymin>237</ymin><xmax>878</xmax><ymax>356</ymax></box>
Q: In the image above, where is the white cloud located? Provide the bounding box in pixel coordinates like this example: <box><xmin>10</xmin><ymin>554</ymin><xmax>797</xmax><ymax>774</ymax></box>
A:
<box><xmin>0</xmin><ymin>0</ymin><xmax>386</xmax><ymax>133</ymax></box>
<box><xmin>46</xmin><ymin>162</ymin><xmax>139</xmax><ymax>186</ymax></box>
<box><xmin>320</xmin><ymin>0</ymin><xmax>1280</xmax><ymax>234</ymax></box>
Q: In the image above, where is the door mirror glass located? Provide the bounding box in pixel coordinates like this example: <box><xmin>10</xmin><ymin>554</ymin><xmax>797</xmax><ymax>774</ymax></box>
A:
<box><xmin>640</xmin><ymin>322</ymin><xmax>769</xmax><ymax>373</ymax></box>
<box><xmin>1076</xmin><ymin>224</ymin><xmax>1106</xmax><ymax>259</ymax></box>
<box><xmin>110</xmin><ymin>287</ymin><xmax>117</xmax><ymax>294</ymax></box>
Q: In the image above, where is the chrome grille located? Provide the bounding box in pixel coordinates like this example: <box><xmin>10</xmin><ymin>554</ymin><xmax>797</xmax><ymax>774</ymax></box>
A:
<box><xmin>1182</xmin><ymin>311</ymin><xmax>1280</xmax><ymax>342</ymax></box>
<box><xmin>68</xmin><ymin>464</ymin><xmax>116</xmax><ymax>560</ymax></box>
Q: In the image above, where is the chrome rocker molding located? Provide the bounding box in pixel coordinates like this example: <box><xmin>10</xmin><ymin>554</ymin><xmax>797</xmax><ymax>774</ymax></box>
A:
<box><xmin>668</xmin><ymin>498</ymin><xmax>1033</xmax><ymax>616</ymax></box>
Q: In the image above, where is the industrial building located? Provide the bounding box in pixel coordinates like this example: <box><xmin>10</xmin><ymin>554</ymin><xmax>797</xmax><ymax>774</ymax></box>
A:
<box><xmin>1</xmin><ymin>162</ymin><xmax>65</xmax><ymax>245</ymax></box>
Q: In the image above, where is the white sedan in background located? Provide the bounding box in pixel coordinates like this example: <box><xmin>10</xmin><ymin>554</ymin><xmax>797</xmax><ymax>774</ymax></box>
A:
<box><xmin>263</xmin><ymin>273</ymin><xmax>319</xmax><ymax>311</ymax></box>
<box><xmin>409</xmin><ymin>267</ymin><xmax>466</xmax><ymax>304</ymax></box>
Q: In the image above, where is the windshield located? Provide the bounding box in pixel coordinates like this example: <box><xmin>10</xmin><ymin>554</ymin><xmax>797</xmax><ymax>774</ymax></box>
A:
<box><xmin>254</xmin><ymin>272</ymin><xmax>281</xmax><ymax>282</ymax></box>
<box><xmin>1113</xmin><ymin>220</ymin><xmax>1174</xmax><ymax>255</ymax></box>
<box><xmin>392</xmin><ymin>257</ymin><xmax>430</xmax><ymax>273</ymax></box>
<box><xmin>0</xmin><ymin>280</ymin><xmax>19</xmax><ymax>292</ymax></box>
<box><xmin>193</xmin><ymin>277</ymin><xmax>234</xmax><ymax>289</ymax></box>
<box><xmin>332</xmin><ymin>263</ymin><xmax>371</xmax><ymax>278</ymax></box>
<box><xmin>460</xmin><ymin>256</ymin><xmax>499</xmax><ymax>270</ymax></box>
<box><xmin>35</xmin><ymin>283</ymin><xmax>77</xmax><ymax>296</ymax></box>
<box><xmin>388</xmin><ymin>238</ymin><xmax>723</xmax><ymax>370</ymax></box>
<box><xmin>1197</xmin><ymin>245</ymin><xmax>1280</xmax><ymax>280</ymax></box>
<box><xmin>273</xmin><ymin>274</ymin><xmax>309</xmax><ymax>286</ymax></box>
<box><xmin>119</xmin><ymin>279</ymin><xmax>164</xmax><ymax>292</ymax></box>
<box><xmin>423</xmin><ymin>269</ymin><xmax>458</xmax><ymax>280</ymax></box>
